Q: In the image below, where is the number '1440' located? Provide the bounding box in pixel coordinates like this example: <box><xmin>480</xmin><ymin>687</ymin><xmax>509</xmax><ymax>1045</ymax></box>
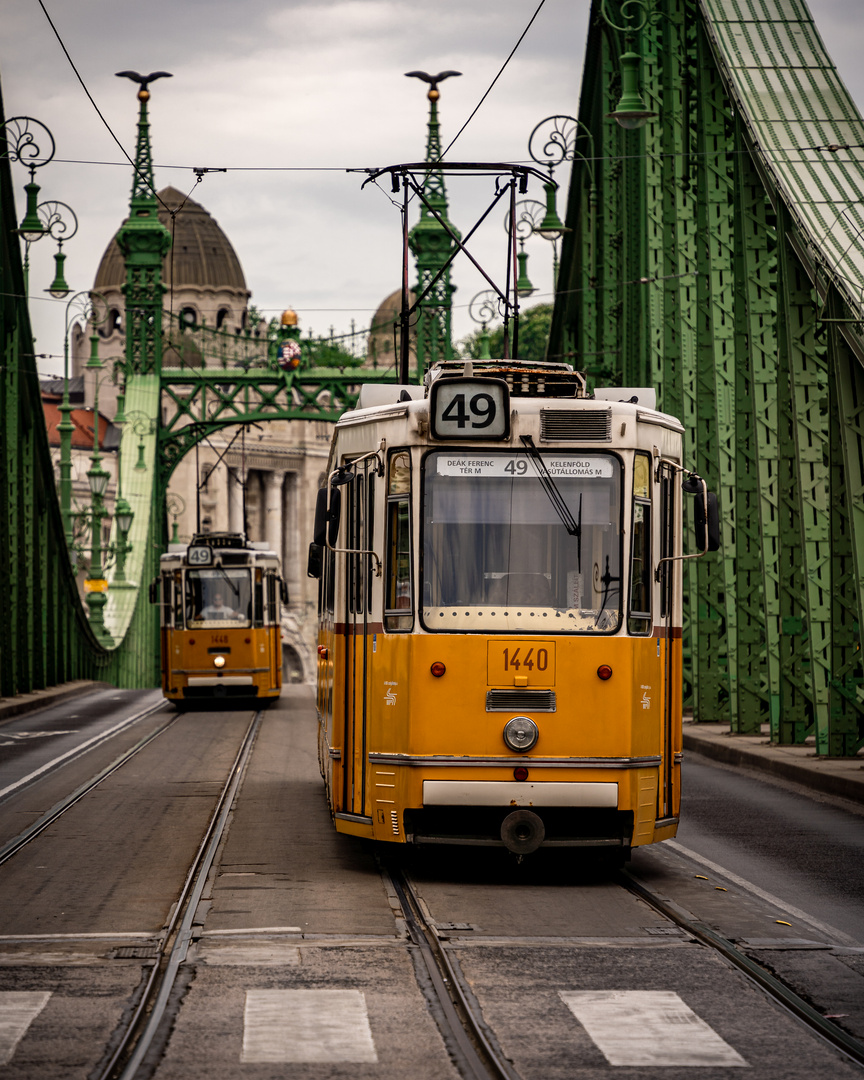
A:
<box><xmin>503</xmin><ymin>646</ymin><xmax>548</xmax><ymax>672</ymax></box>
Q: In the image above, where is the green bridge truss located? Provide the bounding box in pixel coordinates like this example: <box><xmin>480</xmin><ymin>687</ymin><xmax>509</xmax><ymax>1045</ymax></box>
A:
<box><xmin>3</xmin><ymin>0</ymin><xmax>864</xmax><ymax>753</ymax></box>
<box><xmin>549</xmin><ymin>0</ymin><xmax>864</xmax><ymax>753</ymax></box>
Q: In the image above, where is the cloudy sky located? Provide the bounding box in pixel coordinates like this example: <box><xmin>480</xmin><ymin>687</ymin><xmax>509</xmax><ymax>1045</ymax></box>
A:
<box><xmin>3</xmin><ymin>0</ymin><xmax>864</xmax><ymax>377</ymax></box>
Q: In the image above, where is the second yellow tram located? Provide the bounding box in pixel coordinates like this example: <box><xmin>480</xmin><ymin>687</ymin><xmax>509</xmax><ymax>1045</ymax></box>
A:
<box><xmin>310</xmin><ymin>360</ymin><xmax>717</xmax><ymax>858</ymax></box>
<box><xmin>153</xmin><ymin>533</ymin><xmax>286</xmax><ymax>706</ymax></box>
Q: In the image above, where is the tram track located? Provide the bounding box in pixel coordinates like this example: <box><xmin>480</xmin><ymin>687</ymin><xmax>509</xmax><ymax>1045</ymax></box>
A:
<box><xmin>92</xmin><ymin>707</ymin><xmax>264</xmax><ymax>1080</ymax></box>
<box><xmin>0</xmin><ymin>700</ymin><xmax>171</xmax><ymax>866</ymax></box>
<box><xmin>383</xmin><ymin>849</ymin><xmax>864</xmax><ymax>1079</ymax></box>
<box><xmin>383</xmin><ymin>859</ymin><xmax>521</xmax><ymax>1080</ymax></box>
<box><xmin>616</xmin><ymin>867</ymin><xmax>864</xmax><ymax>1070</ymax></box>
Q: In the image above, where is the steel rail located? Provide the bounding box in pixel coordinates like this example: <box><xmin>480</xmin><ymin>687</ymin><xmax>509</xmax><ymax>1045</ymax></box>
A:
<box><xmin>0</xmin><ymin>698</ymin><xmax>165</xmax><ymax>805</ymax></box>
<box><xmin>0</xmin><ymin>702</ymin><xmax>172</xmax><ymax>866</ymax></box>
<box><xmin>96</xmin><ymin>708</ymin><xmax>264</xmax><ymax>1080</ymax></box>
<box><xmin>618</xmin><ymin>868</ymin><xmax>864</xmax><ymax>1069</ymax></box>
<box><xmin>383</xmin><ymin>861</ymin><xmax>521</xmax><ymax>1080</ymax></box>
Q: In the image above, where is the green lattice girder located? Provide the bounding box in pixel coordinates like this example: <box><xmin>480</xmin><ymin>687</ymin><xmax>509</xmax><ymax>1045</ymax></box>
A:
<box><xmin>549</xmin><ymin>0</ymin><xmax>864</xmax><ymax>751</ymax></box>
<box><xmin>1</xmin><ymin>93</ymin><xmax>107</xmax><ymax>697</ymax></box>
<box><xmin>158</xmin><ymin>366</ymin><xmax>398</xmax><ymax>479</ymax></box>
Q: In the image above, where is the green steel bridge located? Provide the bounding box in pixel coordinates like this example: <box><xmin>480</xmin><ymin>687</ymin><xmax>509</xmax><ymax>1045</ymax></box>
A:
<box><xmin>2</xmin><ymin>0</ymin><xmax>863</xmax><ymax>756</ymax></box>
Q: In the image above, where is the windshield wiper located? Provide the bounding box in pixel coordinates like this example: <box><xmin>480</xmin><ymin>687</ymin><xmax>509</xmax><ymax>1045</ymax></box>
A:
<box><xmin>519</xmin><ymin>435</ymin><xmax>582</xmax><ymax>568</ymax></box>
<box><xmin>216</xmin><ymin>565</ymin><xmax>241</xmax><ymax>598</ymax></box>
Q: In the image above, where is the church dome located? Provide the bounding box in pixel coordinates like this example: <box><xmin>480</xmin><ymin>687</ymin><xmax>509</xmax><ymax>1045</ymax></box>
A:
<box><xmin>94</xmin><ymin>186</ymin><xmax>248</xmax><ymax>292</ymax></box>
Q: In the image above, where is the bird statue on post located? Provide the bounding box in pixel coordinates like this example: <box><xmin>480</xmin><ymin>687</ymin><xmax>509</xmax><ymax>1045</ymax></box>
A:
<box><xmin>405</xmin><ymin>70</ymin><xmax>461</xmax><ymax>101</ymax></box>
<box><xmin>115</xmin><ymin>70</ymin><xmax>173</xmax><ymax>101</ymax></box>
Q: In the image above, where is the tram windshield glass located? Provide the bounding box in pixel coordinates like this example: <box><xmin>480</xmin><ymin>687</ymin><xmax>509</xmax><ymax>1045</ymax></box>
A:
<box><xmin>422</xmin><ymin>451</ymin><xmax>622</xmax><ymax>632</ymax></box>
<box><xmin>185</xmin><ymin>568</ymin><xmax>252</xmax><ymax>628</ymax></box>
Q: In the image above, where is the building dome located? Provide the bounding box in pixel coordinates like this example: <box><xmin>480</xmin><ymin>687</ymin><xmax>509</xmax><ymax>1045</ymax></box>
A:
<box><xmin>367</xmin><ymin>288</ymin><xmax>416</xmax><ymax>369</ymax></box>
<box><xmin>94</xmin><ymin>186</ymin><xmax>248</xmax><ymax>292</ymax></box>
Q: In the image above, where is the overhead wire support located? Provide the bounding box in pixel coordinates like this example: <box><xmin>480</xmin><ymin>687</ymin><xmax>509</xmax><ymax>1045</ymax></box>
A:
<box><xmin>362</xmin><ymin>161</ymin><xmax>554</xmax><ymax>377</ymax></box>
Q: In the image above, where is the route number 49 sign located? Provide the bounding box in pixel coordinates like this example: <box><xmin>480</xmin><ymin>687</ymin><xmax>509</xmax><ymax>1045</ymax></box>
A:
<box><xmin>430</xmin><ymin>378</ymin><xmax>510</xmax><ymax>440</ymax></box>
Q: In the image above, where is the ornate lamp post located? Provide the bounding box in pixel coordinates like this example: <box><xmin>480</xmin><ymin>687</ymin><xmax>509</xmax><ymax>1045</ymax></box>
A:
<box><xmin>1</xmin><ymin>116</ymin><xmax>79</xmax><ymax>297</ymax></box>
<box><xmin>528</xmin><ymin>115</ymin><xmax>596</xmax><ymax>285</ymax></box>
<box><xmin>468</xmin><ymin>290</ymin><xmax>503</xmax><ymax>360</ymax></box>
<box><xmin>102</xmin><ymin>354</ymin><xmax>134</xmax><ymax>585</ymax></box>
<box><xmin>112</xmin><ymin>495</ymin><xmax>134</xmax><ymax>584</ymax></box>
<box><xmin>83</xmin><ymin>367</ymin><xmax>112</xmax><ymax>643</ymax></box>
<box><xmin>505</xmin><ymin>200</ymin><xmax>549</xmax><ymax>297</ymax></box>
<box><xmin>59</xmin><ymin>292</ymin><xmax>107</xmax><ymax>548</ymax></box>
<box><xmin>166</xmin><ymin>493</ymin><xmax>186</xmax><ymax>543</ymax></box>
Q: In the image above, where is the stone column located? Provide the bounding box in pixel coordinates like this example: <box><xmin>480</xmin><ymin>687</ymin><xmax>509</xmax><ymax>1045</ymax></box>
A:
<box><xmin>282</xmin><ymin>472</ymin><xmax>298</xmax><ymax>599</ymax></box>
<box><xmin>264</xmin><ymin>470</ymin><xmax>284</xmax><ymax>557</ymax></box>
<box><xmin>228</xmin><ymin>467</ymin><xmax>244</xmax><ymax>535</ymax></box>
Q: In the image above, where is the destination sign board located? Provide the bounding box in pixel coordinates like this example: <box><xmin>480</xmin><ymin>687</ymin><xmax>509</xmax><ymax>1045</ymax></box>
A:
<box><xmin>434</xmin><ymin>454</ymin><xmax>614</xmax><ymax>479</ymax></box>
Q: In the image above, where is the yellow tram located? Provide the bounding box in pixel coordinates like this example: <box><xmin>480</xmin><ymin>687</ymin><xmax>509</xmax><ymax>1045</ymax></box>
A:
<box><xmin>309</xmin><ymin>359</ymin><xmax>717</xmax><ymax>859</ymax></box>
<box><xmin>153</xmin><ymin>533</ymin><xmax>286</xmax><ymax>706</ymax></box>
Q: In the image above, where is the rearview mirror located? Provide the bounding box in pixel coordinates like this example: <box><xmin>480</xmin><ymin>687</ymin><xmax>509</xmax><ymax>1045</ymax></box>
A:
<box><xmin>683</xmin><ymin>474</ymin><xmax>720</xmax><ymax>553</ymax></box>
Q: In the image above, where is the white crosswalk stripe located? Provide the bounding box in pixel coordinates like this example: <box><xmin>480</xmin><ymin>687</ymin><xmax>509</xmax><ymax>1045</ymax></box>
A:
<box><xmin>0</xmin><ymin>991</ymin><xmax>52</xmax><ymax>1065</ymax></box>
<box><xmin>559</xmin><ymin>989</ymin><xmax>748</xmax><ymax>1067</ymax></box>
<box><xmin>241</xmin><ymin>988</ymin><xmax>378</xmax><ymax>1063</ymax></box>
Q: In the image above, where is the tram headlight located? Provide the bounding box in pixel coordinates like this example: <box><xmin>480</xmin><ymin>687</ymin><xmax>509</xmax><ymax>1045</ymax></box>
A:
<box><xmin>213</xmin><ymin>655</ymin><xmax>226</xmax><ymax>669</ymax></box>
<box><xmin>503</xmin><ymin>716</ymin><xmax>538</xmax><ymax>753</ymax></box>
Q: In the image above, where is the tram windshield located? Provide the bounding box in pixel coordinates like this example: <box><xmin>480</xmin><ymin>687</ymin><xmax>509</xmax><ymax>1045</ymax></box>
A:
<box><xmin>422</xmin><ymin>451</ymin><xmax>621</xmax><ymax>633</ymax></box>
<box><xmin>185</xmin><ymin>568</ymin><xmax>252</xmax><ymax>628</ymax></box>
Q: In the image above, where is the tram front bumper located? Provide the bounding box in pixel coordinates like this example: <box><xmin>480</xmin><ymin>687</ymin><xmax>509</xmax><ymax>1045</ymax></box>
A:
<box><xmin>422</xmin><ymin>780</ymin><xmax>618</xmax><ymax>807</ymax></box>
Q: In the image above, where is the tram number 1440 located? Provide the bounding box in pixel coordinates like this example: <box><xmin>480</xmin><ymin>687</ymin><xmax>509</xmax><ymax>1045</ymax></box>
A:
<box><xmin>503</xmin><ymin>646</ymin><xmax>549</xmax><ymax>671</ymax></box>
<box><xmin>487</xmin><ymin>641</ymin><xmax>556</xmax><ymax>685</ymax></box>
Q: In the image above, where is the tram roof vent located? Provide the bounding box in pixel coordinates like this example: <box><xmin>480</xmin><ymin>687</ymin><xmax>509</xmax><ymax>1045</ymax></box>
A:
<box><xmin>540</xmin><ymin>408</ymin><xmax>612</xmax><ymax>442</ymax></box>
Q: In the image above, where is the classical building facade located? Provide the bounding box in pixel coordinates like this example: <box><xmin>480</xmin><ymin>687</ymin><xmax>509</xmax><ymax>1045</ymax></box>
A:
<box><xmin>65</xmin><ymin>187</ymin><xmax>332</xmax><ymax>683</ymax></box>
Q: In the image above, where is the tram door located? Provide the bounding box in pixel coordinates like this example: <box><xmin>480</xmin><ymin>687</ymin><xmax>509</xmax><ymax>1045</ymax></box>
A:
<box><xmin>340</xmin><ymin>466</ymin><xmax>375</xmax><ymax>819</ymax></box>
<box><xmin>657</xmin><ymin>463</ymin><xmax>679</xmax><ymax>820</ymax></box>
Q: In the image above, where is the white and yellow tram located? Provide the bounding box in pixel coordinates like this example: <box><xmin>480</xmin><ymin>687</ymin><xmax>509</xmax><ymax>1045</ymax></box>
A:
<box><xmin>153</xmin><ymin>533</ymin><xmax>286</xmax><ymax>706</ymax></box>
<box><xmin>309</xmin><ymin>360</ymin><xmax>717</xmax><ymax>858</ymax></box>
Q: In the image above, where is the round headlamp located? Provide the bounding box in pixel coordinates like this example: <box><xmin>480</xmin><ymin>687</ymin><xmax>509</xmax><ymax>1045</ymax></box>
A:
<box><xmin>213</xmin><ymin>655</ymin><xmax>226</xmax><ymax>669</ymax></box>
<box><xmin>503</xmin><ymin>716</ymin><xmax>538</xmax><ymax>753</ymax></box>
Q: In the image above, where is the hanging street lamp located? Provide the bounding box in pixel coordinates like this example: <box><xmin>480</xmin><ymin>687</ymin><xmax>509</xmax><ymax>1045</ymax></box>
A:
<box><xmin>1</xmin><ymin>116</ymin><xmax>81</xmax><ymax>295</ymax></box>
<box><xmin>599</xmin><ymin>0</ymin><xmax>658</xmax><ymax>130</ymax></box>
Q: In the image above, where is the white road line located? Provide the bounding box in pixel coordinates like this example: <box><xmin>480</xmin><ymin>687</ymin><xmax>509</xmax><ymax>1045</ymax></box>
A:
<box><xmin>0</xmin><ymin>991</ymin><xmax>51</xmax><ymax>1065</ymax></box>
<box><xmin>560</xmin><ymin>990</ymin><xmax>747</xmax><ymax>1067</ymax></box>
<box><xmin>203</xmin><ymin>926</ymin><xmax>302</xmax><ymax>936</ymax></box>
<box><xmin>0</xmin><ymin>933</ymin><xmax>153</xmax><ymax>941</ymax></box>
<box><xmin>666</xmin><ymin>839</ymin><xmax>859</xmax><ymax>946</ymax></box>
<box><xmin>0</xmin><ymin>703</ymin><xmax>161</xmax><ymax>802</ymax></box>
<box><xmin>241</xmin><ymin>989</ymin><xmax>378</xmax><ymax>1064</ymax></box>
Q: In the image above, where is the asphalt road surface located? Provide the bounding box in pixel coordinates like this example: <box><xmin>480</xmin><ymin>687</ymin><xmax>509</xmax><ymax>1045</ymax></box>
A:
<box><xmin>0</xmin><ymin>685</ymin><xmax>860</xmax><ymax>1079</ymax></box>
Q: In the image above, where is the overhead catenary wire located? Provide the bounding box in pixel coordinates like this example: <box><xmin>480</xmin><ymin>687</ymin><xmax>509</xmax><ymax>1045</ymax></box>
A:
<box><xmin>35</xmin><ymin>0</ymin><xmax>171</xmax><ymax>214</ymax></box>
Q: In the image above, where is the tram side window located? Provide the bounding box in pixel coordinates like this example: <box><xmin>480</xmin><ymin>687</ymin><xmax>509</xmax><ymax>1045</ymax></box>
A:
<box><xmin>172</xmin><ymin>572</ymin><xmax>183</xmax><ymax>629</ymax></box>
<box><xmin>254</xmin><ymin>569</ymin><xmax>264</xmax><ymax>628</ymax></box>
<box><xmin>385</xmin><ymin>450</ymin><xmax>412</xmax><ymax>631</ymax></box>
<box><xmin>628</xmin><ymin>453</ymin><xmax>652</xmax><ymax>635</ymax></box>
<box><xmin>265</xmin><ymin>574</ymin><xmax>278</xmax><ymax>625</ymax></box>
<box><xmin>348</xmin><ymin>474</ymin><xmax>365</xmax><ymax>615</ymax></box>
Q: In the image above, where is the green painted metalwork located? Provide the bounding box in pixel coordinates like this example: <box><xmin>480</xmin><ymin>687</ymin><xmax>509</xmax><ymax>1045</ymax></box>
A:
<box><xmin>550</xmin><ymin>0</ymin><xmax>863</xmax><ymax>752</ymax></box>
<box><xmin>731</xmin><ymin>118</ymin><xmax>780</xmax><ymax>733</ymax></box>
<box><xmin>826</xmin><ymin>298</ymin><xmax>864</xmax><ymax>754</ymax></box>
<box><xmin>776</xmin><ymin>207</ymin><xmax>832</xmax><ymax>748</ymax></box>
<box><xmin>408</xmin><ymin>83</ymin><xmax>459</xmax><ymax>373</ymax></box>
<box><xmin>1</xmin><ymin>90</ymin><xmax>107</xmax><ymax>698</ymax></box>
<box><xmin>4</xmin><ymin>0</ymin><xmax>863</xmax><ymax>755</ymax></box>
